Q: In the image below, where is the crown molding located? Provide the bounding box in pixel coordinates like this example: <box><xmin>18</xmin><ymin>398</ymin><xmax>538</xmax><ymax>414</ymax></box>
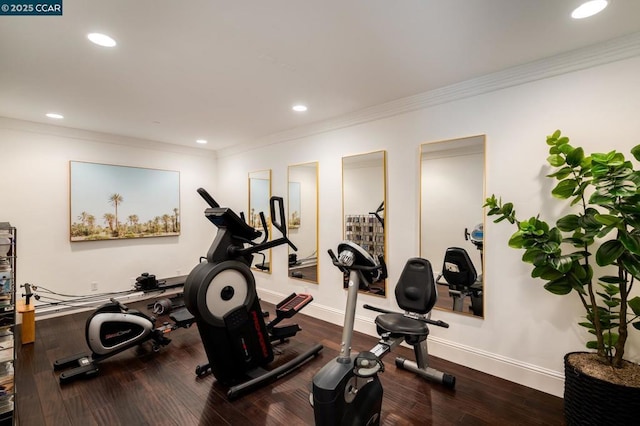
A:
<box><xmin>0</xmin><ymin>116</ymin><xmax>217</xmax><ymax>158</ymax></box>
<box><xmin>218</xmin><ymin>31</ymin><xmax>640</xmax><ymax>158</ymax></box>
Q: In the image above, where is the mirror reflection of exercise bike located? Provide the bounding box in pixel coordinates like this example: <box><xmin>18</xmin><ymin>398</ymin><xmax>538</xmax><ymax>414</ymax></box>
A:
<box><xmin>184</xmin><ymin>188</ymin><xmax>323</xmax><ymax>400</ymax></box>
<box><xmin>436</xmin><ymin>224</ymin><xmax>484</xmax><ymax>317</ymax></box>
<box><xmin>311</xmin><ymin>242</ymin><xmax>455</xmax><ymax>426</ymax></box>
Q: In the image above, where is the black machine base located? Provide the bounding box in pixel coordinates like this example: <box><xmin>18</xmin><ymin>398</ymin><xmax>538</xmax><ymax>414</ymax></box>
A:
<box><xmin>54</xmin><ymin>353</ymin><xmax>100</xmax><ymax>384</ymax></box>
<box><xmin>196</xmin><ymin>343</ymin><xmax>323</xmax><ymax>400</ymax></box>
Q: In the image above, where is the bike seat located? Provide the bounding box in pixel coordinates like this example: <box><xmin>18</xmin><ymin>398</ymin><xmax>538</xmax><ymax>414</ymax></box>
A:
<box><xmin>375</xmin><ymin>314</ymin><xmax>429</xmax><ymax>337</ymax></box>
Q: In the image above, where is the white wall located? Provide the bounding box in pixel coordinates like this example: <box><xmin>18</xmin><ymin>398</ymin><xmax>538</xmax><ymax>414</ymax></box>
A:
<box><xmin>214</xmin><ymin>55</ymin><xmax>640</xmax><ymax>397</ymax></box>
<box><xmin>343</xmin><ymin>155</ymin><xmax>385</xmax><ymax>218</ymax></box>
<box><xmin>0</xmin><ymin>118</ymin><xmax>217</xmax><ymax>309</ymax></box>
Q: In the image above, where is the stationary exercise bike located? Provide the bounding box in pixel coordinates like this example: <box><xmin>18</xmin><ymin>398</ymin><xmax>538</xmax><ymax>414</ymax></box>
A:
<box><xmin>184</xmin><ymin>188</ymin><xmax>323</xmax><ymax>399</ymax></box>
<box><xmin>54</xmin><ymin>298</ymin><xmax>195</xmax><ymax>384</ymax></box>
<box><xmin>312</xmin><ymin>242</ymin><xmax>455</xmax><ymax>425</ymax></box>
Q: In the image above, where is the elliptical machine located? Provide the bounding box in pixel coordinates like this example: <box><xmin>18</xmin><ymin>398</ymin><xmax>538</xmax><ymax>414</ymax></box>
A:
<box><xmin>184</xmin><ymin>188</ymin><xmax>323</xmax><ymax>399</ymax></box>
<box><xmin>312</xmin><ymin>242</ymin><xmax>455</xmax><ymax>425</ymax></box>
<box><xmin>54</xmin><ymin>298</ymin><xmax>195</xmax><ymax>384</ymax></box>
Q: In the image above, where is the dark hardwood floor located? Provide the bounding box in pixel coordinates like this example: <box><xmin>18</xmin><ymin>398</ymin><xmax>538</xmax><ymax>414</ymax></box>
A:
<box><xmin>15</xmin><ymin>299</ymin><xmax>564</xmax><ymax>425</ymax></box>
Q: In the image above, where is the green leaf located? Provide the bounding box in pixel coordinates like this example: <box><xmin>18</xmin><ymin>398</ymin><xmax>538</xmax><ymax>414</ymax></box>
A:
<box><xmin>547</xmin><ymin>131</ymin><xmax>561</xmax><ymax>145</ymax></box>
<box><xmin>540</xmin><ymin>267</ymin><xmax>565</xmax><ymax>281</ymax></box>
<box><xmin>508</xmin><ymin>232</ymin><xmax>525</xmax><ymax>249</ymax></box>
<box><xmin>547</xmin><ymin>167</ymin><xmax>573</xmax><ymax>180</ymax></box>
<box><xmin>633</xmin><ymin>322</ymin><xmax>640</xmax><ymax>331</ymax></box>
<box><xmin>547</xmin><ymin>154</ymin><xmax>565</xmax><ymax>167</ymax></box>
<box><xmin>557</xmin><ymin>214</ymin><xmax>580</xmax><ymax>232</ymax></box>
<box><xmin>558</xmin><ymin>143</ymin><xmax>574</xmax><ymax>155</ymax></box>
<box><xmin>591</xmin><ymin>163</ymin><xmax>610</xmax><ymax>178</ymax></box>
<box><xmin>549</xmin><ymin>255</ymin><xmax>573</xmax><ymax>273</ymax></box>
<box><xmin>578</xmin><ymin>322</ymin><xmax>595</xmax><ymax>329</ymax></box>
<box><xmin>599</xmin><ymin>275</ymin><xmax>626</xmax><ymax>284</ymax></box>
<box><xmin>619</xmin><ymin>253</ymin><xmax>640</xmax><ymax>280</ymax></box>
<box><xmin>566</xmin><ymin>147</ymin><xmax>584</xmax><ymax>167</ymax></box>
<box><xmin>522</xmin><ymin>249</ymin><xmax>545</xmax><ymax>264</ymax></box>
<box><xmin>628</xmin><ymin>296</ymin><xmax>640</xmax><ymax>316</ymax></box>
<box><xmin>604</xmin><ymin>332</ymin><xmax>619</xmax><ymax>346</ymax></box>
<box><xmin>552</xmin><ymin>179</ymin><xmax>577</xmax><ymax>199</ymax></box>
<box><xmin>597</xmin><ymin>225</ymin><xmax>615</xmax><ymax>239</ymax></box>
<box><xmin>594</xmin><ymin>214</ymin><xmax>621</xmax><ymax>227</ymax></box>
<box><xmin>631</xmin><ymin>144</ymin><xmax>640</xmax><ymax>162</ymax></box>
<box><xmin>620</xmin><ymin>230</ymin><xmax>640</xmax><ymax>255</ymax></box>
<box><xmin>544</xmin><ymin>278</ymin><xmax>573</xmax><ymax>295</ymax></box>
<box><xmin>595</xmin><ymin>240</ymin><xmax>625</xmax><ymax>266</ymax></box>
<box><xmin>586</xmin><ymin>341</ymin><xmax>598</xmax><ymax>349</ymax></box>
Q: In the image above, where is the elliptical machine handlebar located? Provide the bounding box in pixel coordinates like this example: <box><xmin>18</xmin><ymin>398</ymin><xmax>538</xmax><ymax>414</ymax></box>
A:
<box><xmin>109</xmin><ymin>298</ymin><xmax>129</xmax><ymax>312</ymax></box>
<box><xmin>270</xmin><ymin>196</ymin><xmax>292</xmax><ymax>246</ymax></box>
<box><xmin>230</xmin><ymin>196</ymin><xmax>297</xmax><ymax>256</ymax></box>
<box><xmin>195</xmin><ymin>187</ymin><xmax>297</xmax><ymax>258</ymax></box>
<box><xmin>197</xmin><ymin>187</ymin><xmax>220</xmax><ymax>208</ymax></box>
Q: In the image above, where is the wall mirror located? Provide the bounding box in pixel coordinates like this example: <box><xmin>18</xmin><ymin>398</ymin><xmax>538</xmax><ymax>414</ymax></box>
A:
<box><xmin>420</xmin><ymin>135</ymin><xmax>485</xmax><ymax>317</ymax></box>
<box><xmin>287</xmin><ymin>162</ymin><xmax>319</xmax><ymax>283</ymax></box>
<box><xmin>248</xmin><ymin>169</ymin><xmax>272</xmax><ymax>273</ymax></box>
<box><xmin>342</xmin><ymin>150</ymin><xmax>387</xmax><ymax>297</ymax></box>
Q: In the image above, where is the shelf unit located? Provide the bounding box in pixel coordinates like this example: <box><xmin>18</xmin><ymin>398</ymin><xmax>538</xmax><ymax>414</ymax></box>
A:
<box><xmin>0</xmin><ymin>223</ymin><xmax>15</xmax><ymax>426</ymax></box>
<box><xmin>344</xmin><ymin>214</ymin><xmax>384</xmax><ymax>258</ymax></box>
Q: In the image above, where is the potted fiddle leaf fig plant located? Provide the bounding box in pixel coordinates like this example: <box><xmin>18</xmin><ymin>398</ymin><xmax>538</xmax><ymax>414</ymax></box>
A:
<box><xmin>484</xmin><ymin>130</ymin><xmax>640</xmax><ymax>425</ymax></box>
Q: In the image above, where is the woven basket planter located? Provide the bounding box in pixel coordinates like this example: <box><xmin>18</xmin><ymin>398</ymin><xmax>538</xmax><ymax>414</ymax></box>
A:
<box><xmin>564</xmin><ymin>352</ymin><xmax>640</xmax><ymax>426</ymax></box>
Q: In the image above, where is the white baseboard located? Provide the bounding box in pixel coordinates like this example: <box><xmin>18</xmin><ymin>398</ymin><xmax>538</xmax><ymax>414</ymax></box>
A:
<box><xmin>258</xmin><ymin>288</ymin><xmax>564</xmax><ymax>398</ymax></box>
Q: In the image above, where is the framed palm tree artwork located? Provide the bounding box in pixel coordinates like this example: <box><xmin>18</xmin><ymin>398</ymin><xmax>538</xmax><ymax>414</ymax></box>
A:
<box><xmin>69</xmin><ymin>161</ymin><xmax>180</xmax><ymax>241</ymax></box>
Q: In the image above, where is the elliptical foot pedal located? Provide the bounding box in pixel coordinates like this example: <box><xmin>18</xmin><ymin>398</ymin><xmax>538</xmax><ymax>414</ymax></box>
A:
<box><xmin>270</xmin><ymin>324</ymin><xmax>302</xmax><ymax>341</ymax></box>
<box><xmin>54</xmin><ymin>353</ymin><xmax>91</xmax><ymax>370</ymax></box>
<box><xmin>276</xmin><ymin>293</ymin><xmax>313</xmax><ymax>318</ymax></box>
<box><xmin>169</xmin><ymin>307</ymin><xmax>196</xmax><ymax>328</ymax></box>
<box><xmin>59</xmin><ymin>362</ymin><xmax>99</xmax><ymax>384</ymax></box>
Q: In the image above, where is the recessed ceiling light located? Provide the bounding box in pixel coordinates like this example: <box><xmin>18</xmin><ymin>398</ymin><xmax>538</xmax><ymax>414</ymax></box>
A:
<box><xmin>46</xmin><ymin>113</ymin><xmax>64</xmax><ymax>119</ymax></box>
<box><xmin>196</xmin><ymin>139</ymin><xmax>208</xmax><ymax>144</ymax></box>
<box><xmin>571</xmin><ymin>0</ymin><xmax>608</xmax><ymax>19</ymax></box>
<box><xmin>87</xmin><ymin>33</ymin><xmax>117</xmax><ymax>47</ymax></box>
<box><xmin>292</xmin><ymin>105</ymin><xmax>308</xmax><ymax>112</ymax></box>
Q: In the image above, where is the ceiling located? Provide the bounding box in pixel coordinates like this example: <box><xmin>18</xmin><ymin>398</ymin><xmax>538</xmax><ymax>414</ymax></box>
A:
<box><xmin>2</xmin><ymin>0</ymin><xmax>640</xmax><ymax>153</ymax></box>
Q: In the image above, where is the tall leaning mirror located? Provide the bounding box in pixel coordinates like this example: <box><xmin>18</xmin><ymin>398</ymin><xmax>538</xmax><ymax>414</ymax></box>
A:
<box><xmin>287</xmin><ymin>162</ymin><xmax>319</xmax><ymax>283</ymax></box>
<box><xmin>342</xmin><ymin>150</ymin><xmax>387</xmax><ymax>297</ymax></box>
<box><xmin>249</xmin><ymin>169</ymin><xmax>272</xmax><ymax>273</ymax></box>
<box><xmin>420</xmin><ymin>135</ymin><xmax>485</xmax><ymax>317</ymax></box>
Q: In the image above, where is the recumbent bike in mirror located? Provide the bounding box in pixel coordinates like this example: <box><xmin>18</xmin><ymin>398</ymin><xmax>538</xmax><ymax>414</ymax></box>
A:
<box><xmin>184</xmin><ymin>188</ymin><xmax>323</xmax><ymax>399</ymax></box>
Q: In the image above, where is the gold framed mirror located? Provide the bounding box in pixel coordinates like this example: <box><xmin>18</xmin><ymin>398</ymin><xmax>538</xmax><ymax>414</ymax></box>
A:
<box><xmin>287</xmin><ymin>162</ymin><xmax>319</xmax><ymax>283</ymax></box>
<box><xmin>248</xmin><ymin>169</ymin><xmax>272</xmax><ymax>273</ymax></box>
<box><xmin>342</xmin><ymin>150</ymin><xmax>387</xmax><ymax>297</ymax></box>
<box><xmin>420</xmin><ymin>135</ymin><xmax>485</xmax><ymax>317</ymax></box>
